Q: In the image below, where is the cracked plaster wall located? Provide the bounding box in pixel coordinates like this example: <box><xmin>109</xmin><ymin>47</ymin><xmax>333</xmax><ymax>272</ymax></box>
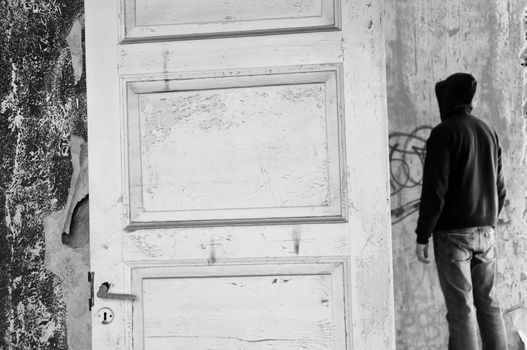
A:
<box><xmin>0</xmin><ymin>1</ymin><xmax>89</xmax><ymax>349</ymax></box>
<box><xmin>5</xmin><ymin>0</ymin><xmax>527</xmax><ymax>349</ymax></box>
<box><xmin>385</xmin><ymin>0</ymin><xmax>527</xmax><ymax>349</ymax></box>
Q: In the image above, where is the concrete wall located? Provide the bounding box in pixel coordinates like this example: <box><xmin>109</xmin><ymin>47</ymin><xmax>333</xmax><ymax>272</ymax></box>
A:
<box><xmin>385</xmin><ymin>0</ymin><xmax>527</xmax><ymax>348</ymax></box>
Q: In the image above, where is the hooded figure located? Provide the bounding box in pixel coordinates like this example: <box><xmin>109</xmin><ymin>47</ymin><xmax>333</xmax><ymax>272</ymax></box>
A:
<box><xmin>414</xmin><ymin>73</ymin><xmax>507</xmax><ymax>350</ymax></box>
<box><xmin>416</xmin><ymin>72</ymin><xmax>505</xmax><ymax>242</ymax></box>
<box><xmin>435</xmin><ymin>72</ymin><xmax>477</xmax><ymax>121</ymax></box>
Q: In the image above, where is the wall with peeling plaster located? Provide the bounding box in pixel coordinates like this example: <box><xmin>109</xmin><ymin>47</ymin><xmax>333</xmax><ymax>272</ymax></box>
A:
<box><xmin>7</xmin><ymin>0</ymin><xmax>527</xmax><ymax>348</ymax></box>
<box><xmin>385</xmin><ymin>0</ymin><xmax>527</xmax><ymax>349</ymax></box>
<box><xmin>0</xmin><ymin>1</ymin><xmax>89</xmax><ymax>349</ymax></box>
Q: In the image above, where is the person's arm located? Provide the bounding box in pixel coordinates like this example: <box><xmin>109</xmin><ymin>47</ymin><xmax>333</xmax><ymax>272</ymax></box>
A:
<box><xmin>416</xmin><ymin>243</ymin><xmax>431</xmax><ymax>264</ymax></box>
<box><xmin>415</xmin><ymin>127</ymin><xmax>451</xmax><ymax>245</ymax></box>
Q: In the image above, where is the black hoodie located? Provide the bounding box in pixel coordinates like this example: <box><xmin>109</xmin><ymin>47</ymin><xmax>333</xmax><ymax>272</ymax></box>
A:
<box><xmin>415</xmin><ymin>73</ymin><xmax>506</xmax><ymax>244</ymax></box>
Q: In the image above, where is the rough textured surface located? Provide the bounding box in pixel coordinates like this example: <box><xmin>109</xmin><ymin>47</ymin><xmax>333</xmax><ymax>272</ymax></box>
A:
<box><xmin>0</xmin><ymin>1</ymin><xmax>87</xmax><ymax>349</ymax></box>
<box><xmin>89</xmin><ymin>0</ymin><xmax>394</xmax><ymax>348</ymax></box>
<box><xmin>7</xmin><ymin>0</ymin><xmax>527</xmax><ymax>348</ymax></box>
<box><xmin>385</xmin><ymin>0</ymin><xmax>527</xmax><ymax>349</ymax></box>
<box><xmin>45</xmin><ymin>135</ymin><xmax>90</xmax><ymax>350</ymax></box>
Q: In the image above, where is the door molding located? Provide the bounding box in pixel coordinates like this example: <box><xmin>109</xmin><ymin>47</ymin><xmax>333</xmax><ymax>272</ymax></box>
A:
<box><xmin>121</xmin><ymin>64</ymin><xmax>348</xmax><ymax>230</ymax></box>
<box><xmin>119</xmin><ymin>0</ymin><xmax>342</xmax><ymax>42</ymax></box>
<box><xmin>127</xmin><ymin>256</ymin><xmax>351</xmax><ymax>349</ymax></box>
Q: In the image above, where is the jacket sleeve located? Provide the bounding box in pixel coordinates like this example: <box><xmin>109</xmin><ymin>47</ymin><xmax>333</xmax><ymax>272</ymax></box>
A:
<box><xmin>415</xmin><ymin>127</ymin><xmax>451</xmax><ymax>244</ymax></box>
<box><xmin>496</xmin><ymin>136</ymin><xmax>506</xmax><ymax>215</ymax></box>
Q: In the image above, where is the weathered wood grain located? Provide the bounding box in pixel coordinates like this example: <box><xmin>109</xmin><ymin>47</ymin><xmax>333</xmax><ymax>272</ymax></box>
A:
<box><xmin>86</xmin><ymin>0</ymin><xmax>394</xmax><ymax>349</ymax></box>
<box><xmin>121</xmin><ymin>0</ymin><xmax>339</xmax><ymax>41</ymax></box>
<box><xmin>123</xmin><ymin>67</ymin><xmax>345</xmax><ymax>226</ymax></box>
<box><xmin>131</xmin><ymin>260</ymin><xmax>346</xmax><ymax>350</ymax></box>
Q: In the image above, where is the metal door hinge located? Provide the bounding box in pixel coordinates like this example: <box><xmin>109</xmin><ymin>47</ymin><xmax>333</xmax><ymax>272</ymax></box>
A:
<box><xmin>88</xmin><ymin>271</ymin><xmax>95</xmax><ymax>311</ymax></box>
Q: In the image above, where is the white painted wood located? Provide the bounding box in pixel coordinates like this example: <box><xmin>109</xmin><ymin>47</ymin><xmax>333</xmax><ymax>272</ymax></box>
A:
<box><xmin>143</xmin><ymin>276</ymin><xmax>332</xmax><ymax>349</ymax></box>
<box><xmin>123</xmin><ymin>66</ymin><xmax>346</xmax><ymax>228</ymax></box>
<box><xmin>118</xmin><ymin>32</ymin><xmax>344</xmax><ymax>75</ymax></box>
<box><xmin>130</xmin><ymin>260</ymin><xmax>347</xmax><ymax>350</ymax></box>
<box><xmin>121</xmin><ymin>0</ymin><xmax>340</xmax><ymax>41</ymax></box>
<box><xmin>136</xmin><ymin>0</ymin><xmax>324</xmax><ymax>25</ymax></box>
<box><xmin>86</xmin><ymin>0</ymin><xmax>395</xmax><ymax>349</ymax></box>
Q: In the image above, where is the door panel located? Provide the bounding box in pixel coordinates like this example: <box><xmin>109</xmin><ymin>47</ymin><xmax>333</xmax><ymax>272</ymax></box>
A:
<box><xmin>123</xmin><ymin>65</ymin><xmax>346</xmax><ymax>228</ymax></box>
<box><xmin>131</xmin><ymin>260</ymin><xmax>346</xmax><ymax>349</ymax></box>
<box><xmin>86</xmin><ymin>0</ymin><xmax>394</xmax><ymax>349</ymax></box>
<box><xmin>121</xmin><ymin>0</ymin><xmax>340</xmax><ymax>41</ymax></box>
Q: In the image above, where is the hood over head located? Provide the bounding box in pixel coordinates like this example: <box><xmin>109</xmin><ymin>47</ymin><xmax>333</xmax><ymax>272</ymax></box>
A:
<box><xmin>435</xmin><ymin>73</ymin><xmax>477</xmax><ymax>120</ymax></box>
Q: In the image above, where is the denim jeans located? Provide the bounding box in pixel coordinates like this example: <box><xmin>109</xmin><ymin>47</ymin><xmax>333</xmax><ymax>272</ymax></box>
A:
<box><xmin>433</xmin><ymin>226</ymin><xmax>508</xmax><ymax>350</ymax></box>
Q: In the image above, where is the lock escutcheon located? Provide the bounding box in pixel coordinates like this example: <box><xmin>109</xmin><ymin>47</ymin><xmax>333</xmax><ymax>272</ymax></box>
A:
<box><xmin>97</xmin><ymin>307</ymin><xmax>114</xmax><ymax>325</ymax></box>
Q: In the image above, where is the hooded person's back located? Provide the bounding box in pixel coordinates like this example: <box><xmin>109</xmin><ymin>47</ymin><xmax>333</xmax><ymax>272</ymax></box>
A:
<box><xmin>415</xmin><ymin>73</ymin><xmax>506</xmax><ymax>244</ymax></box>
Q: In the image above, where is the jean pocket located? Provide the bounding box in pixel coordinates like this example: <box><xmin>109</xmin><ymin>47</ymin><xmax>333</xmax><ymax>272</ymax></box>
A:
<box><xmin>435</xmin><ymin>237</ymin><xmax>472</xmax><ymax>263</ymax></box>
<box><xmin>447</xmin><ymin>248</ymin><xmax>472</xmax><ymax>262</ymax></box>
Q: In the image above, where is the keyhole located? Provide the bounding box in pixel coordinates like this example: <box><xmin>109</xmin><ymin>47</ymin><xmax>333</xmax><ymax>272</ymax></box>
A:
<box><xmin>102</xmin><ymin>311</ymin><xmax>113</xmax><ymax>324</ymax></box>
<box><xmin>98</xmin><ymin>307</ymin><xmax>114</xmax><ymax>325</ymax></box>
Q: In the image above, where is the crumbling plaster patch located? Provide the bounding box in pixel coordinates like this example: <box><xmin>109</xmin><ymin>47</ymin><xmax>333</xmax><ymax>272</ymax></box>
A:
<box><xmin>45</xmin><ymin>135</ymin><xmax>90</xmax><ymax>350</ymax></box>
<box><xmin>41</xmin><ymin>13</ymin><xmax>90</xmax><ymax>349</ymax></box>
<box><xmin>65</xmin><ymin>15</ymin><xmax>84</xmax><ymax>85</ymax></box>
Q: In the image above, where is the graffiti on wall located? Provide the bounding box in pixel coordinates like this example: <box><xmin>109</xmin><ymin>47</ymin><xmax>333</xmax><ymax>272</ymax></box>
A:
<box><xmin>389</xmin><ymin>126</ymin><xmax>432</xmax><ymax>224</ymax></box>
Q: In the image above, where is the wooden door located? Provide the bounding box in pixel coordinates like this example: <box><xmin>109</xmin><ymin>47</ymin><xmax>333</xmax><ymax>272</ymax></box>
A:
<box><xmin>85</xmin><ymin>0</ymin><xmax>395</xmax><ymax>349</ymax></box>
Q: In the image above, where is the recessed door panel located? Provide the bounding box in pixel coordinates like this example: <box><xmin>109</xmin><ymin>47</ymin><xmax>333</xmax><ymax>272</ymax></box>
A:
<box><xmin>121</xmin><ymin>0</ymin><xmax>341</xmax><ymax>41</ymax></box>
<box><xmin>123</xmin><ymin>66</ymin><xmax>346</xmax><ymax>228</ymax></box>
<box><xmin>131</xmin><ymin>261</ymin><xmax>347</xmax><ymax>350</ymax></box>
